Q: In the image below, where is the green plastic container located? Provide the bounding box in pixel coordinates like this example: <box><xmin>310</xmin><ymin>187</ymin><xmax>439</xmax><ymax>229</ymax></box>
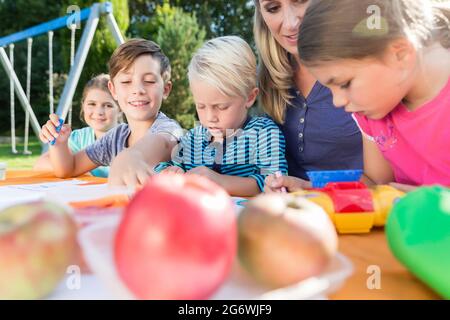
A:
<box><xmin>386</xmin><ymin>186</ymin><xmax>450</xmax><ymax>299</ymax></box>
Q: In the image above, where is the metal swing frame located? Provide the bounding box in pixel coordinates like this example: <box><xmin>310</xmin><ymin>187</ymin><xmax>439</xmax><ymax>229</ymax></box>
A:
<box><xmin>0</xmin><ymin>2</ymin><xmax>125</xmax><ymax>147</ymax></box>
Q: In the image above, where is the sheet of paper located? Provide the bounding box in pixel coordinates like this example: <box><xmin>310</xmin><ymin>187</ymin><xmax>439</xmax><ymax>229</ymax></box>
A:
<box><xmin>1</xmin><ymin>180</ymin><xmax>245</xmax><ymax>215</ymax></box>
<box><xmin>46</xmin><ymin>183</ymin><xmax>132</xmax><ymax>203</ymax></box>
<box><xmin>0</xmin><ymin>180</ymin><xmax>132</xmax><ymax>210</ymax></box>
<box><xmin>0</xmin><ymin>188</ymin><xmax>44</xmax><ymax>211</ymax></box>
<box><xmin>232</xmin><ymin>197</ymin><xmax>248</xmax><ymax>215</ymax></box>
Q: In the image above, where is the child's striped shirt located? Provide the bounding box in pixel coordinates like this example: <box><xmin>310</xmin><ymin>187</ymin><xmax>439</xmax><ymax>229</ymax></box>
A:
<box><xmin>155</xmin><ymin>116</ymin><xmax>288</xmax><ymax>191</ymax></box>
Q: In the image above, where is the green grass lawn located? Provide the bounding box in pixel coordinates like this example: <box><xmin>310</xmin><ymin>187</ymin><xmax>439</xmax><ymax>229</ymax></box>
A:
<box><xmin>0</xmin><ymin>138</ymin><xmax>43</xmax><ymax>170</ymax></box>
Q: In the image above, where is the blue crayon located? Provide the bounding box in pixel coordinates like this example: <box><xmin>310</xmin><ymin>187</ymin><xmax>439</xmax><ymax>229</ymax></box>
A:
<box><xmin>49</xmin><ymin>118</ymin><xmax>64</xmax><ymax>146</ymax></box>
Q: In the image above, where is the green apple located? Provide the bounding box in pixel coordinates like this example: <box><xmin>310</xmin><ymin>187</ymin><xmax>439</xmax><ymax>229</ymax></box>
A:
<box><xmin>0</xmin><ymin>200</ymin><xmax>78</xmax><ymax>299</ymax></box>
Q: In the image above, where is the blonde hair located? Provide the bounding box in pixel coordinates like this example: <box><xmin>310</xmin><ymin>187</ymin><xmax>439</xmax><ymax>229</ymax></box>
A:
<box><xmin>253</xmin><ymin>0</ymin><xmax>294</xmax><ymax>124</ymax></box>
<box><xmin>298</xmin><ymin>0</ymin><xmax>450</xmax><ymax>66</ymax></box>
<box><xmin>188</xmin><ymin>36</ymin><xmax>257</xmax><ymax>98</ymax></box>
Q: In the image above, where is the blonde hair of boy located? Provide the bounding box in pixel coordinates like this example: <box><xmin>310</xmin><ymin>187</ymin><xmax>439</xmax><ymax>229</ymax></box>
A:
<box><xmin>188</xmin><ymin>36</ymin><xmax>257</xmax><ymax>99</ymax></box>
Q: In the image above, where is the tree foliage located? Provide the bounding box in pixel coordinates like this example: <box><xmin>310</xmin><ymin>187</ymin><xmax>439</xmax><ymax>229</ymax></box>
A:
<box><xmin>0</xmin><ymin>0</ymin><xmax>256</xmax><ymax>135</ymax></box>
<box><xmin>129</xmin><ymin>0</ymin><xmax>255</xmax><ymax>45</ymax></box>
<box><xmin>154</xmin><ymin>2</ymin><xmax>206</xmax><ymax>128</ymax></box>
<box><xmin>0</xmin><ymin>0</ymin><xmax>129</xmax><ymax>132</ymax></box>
<box><xmin>59</xmin><ymin>0</ymin><xmax>129</xmax><ymax>126</ymax></box>
<box><xmin>0</xmin><ymin>0</ymin><xmax>65</xmax><ymax>132</ymax></box>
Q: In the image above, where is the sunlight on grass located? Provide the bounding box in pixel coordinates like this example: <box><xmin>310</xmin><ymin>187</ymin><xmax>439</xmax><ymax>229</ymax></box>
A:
<box><xmin>0</xmin><ymin>139</ymin><xmax>43</xmax><ymax>170</ymax></box>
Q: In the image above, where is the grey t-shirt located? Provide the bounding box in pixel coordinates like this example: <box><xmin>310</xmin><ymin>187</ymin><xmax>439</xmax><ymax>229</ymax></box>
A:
<box><xmin>85</xmin><ymin>112</ymin><xmax>182</xmax><ymax>167</ymax></box>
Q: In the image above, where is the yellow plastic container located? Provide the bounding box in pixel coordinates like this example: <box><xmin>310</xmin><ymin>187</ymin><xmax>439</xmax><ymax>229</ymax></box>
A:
<box><xmin>293</xmin><ymin>184</ymin><xmax>404</xmax><ymax>234</ymax></box>
<box><xmin>299</xmin><ymin>191</ymin><xmax>336</xmax><ymax>223</ymax></box>
<box><xmin>371</xmin><ymin>185</ymin><xmax>405</xmax><ymax>227</ymax></box>
<box><xmin>333</xmin><ymin>212</ymin><xmax>375</xmax><ymax>234</ymax></box>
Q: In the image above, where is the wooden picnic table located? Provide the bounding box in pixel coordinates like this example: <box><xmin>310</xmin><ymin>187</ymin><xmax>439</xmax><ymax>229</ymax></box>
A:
<box><xmin>0</xmin><ymin>169</ymin><xmax>106</xmax><ymax>186</ymax></box>
<box><xmin>331</xmin><ymin>230</ymin><xmax>439</xmax><ymax>299</ymax></box>
<box><xmin>1</xmin><ymin>170</ymin><xmax>440</xmax><ymax>300</ymax></box>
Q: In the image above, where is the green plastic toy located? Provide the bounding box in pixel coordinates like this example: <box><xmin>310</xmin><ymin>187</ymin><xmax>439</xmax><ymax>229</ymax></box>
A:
<box><xmin>386</xmin><ymin>186</ymin><xmax>450</xmax><ymax>299</ymax></box>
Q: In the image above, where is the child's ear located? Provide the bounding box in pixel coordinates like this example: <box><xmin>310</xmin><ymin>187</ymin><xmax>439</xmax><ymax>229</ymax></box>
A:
<box><xmin>245</xmin><ymin>87</ymin><xmax>259</xmax><ymax>109</ymax></box>
<box><xmin>108</xmin><ymin>80</ymin><xmax>118</xmax><ymax>101</ymax></box>
<box><xmin>163</xmin><ymin>81</ymin><xmax>172</xmax><ymax>100</ymax></box>
<box><xmin>386</xmin><ymin>38</ymin><xmax>416</xmax><ymax>69</ymax></box>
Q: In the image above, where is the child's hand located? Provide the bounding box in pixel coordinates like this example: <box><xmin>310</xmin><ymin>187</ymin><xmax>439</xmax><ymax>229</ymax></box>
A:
<box><xmin>186</xmin><ymin>166</ymin><xmax>221</xmax><ymax>184</ymax></box>
<box><xmin>161</xmin><ymin>166</ymin><xmax>185</xmax><ymax>174</ymax></box>
<box><xmin>264</xmin><ymin>174</ymin><xmax>311</xmax><ymax>193</ymax></box>
<box><xmin>108</xmin><ymin>149</ymin><xmax>155</xmax><ymax>188</ymax></box>
<box><xmin>39</xmin><ymin>114</ymin><xmax>71</xmax><ymax>145</ymax></box>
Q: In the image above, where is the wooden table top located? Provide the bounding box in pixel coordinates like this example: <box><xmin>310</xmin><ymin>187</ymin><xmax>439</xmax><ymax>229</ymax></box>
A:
<box><xmin>1</xmin><ymin>170</ymin><xmax>440</xmax><ymax>299</ymax></box>
<box><xmin>331</xmin><ymin>229</ymin><xmax>440</xmax><ymax>299</ymax></box>
<box><xmin>0</xmin><ymin>170</ymin><xmax>106</xmax><ymax>186</ymax></box>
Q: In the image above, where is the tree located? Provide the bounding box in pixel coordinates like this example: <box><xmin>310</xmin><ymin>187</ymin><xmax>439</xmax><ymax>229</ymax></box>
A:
<box><xmin>174</xmin><ymin>0</ymin><xmax>255</xmax><ymax>45</ymax></box>
<box><xmin>128</xmin><ymin>0</ymin><xmax>255</xmax><ymax>45</ymax></box>
<box><xmin>129</xmin><ymin>1</ymin><xmax>257</xmax><ymax>128</ymax></box>
<box><xmin>0</xmin><ymin>0</ymin><xmax>256</xmax><ymax>134</ymax></box>
<box><xmin>0</xmin><ymin>0</ymin><xmax>129</xmax><ymax>134</ymax></box>
<box><xmin>149</xmin><ymin>2</ymin><xmax>206</xmax><ymax>128</ymax></box>
<box><xmin>59</xmin><ymin>0</ymin><xmax>129</xmax><ymax>127</ymax></box>
<box><xmin>0</xmin><ymin>0</ymin><xmax>65</xmax><ymax>134</ymax></box>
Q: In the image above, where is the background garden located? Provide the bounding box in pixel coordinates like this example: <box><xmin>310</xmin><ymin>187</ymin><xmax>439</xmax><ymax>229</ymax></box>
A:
<box><xmin>0</xmin><ymin>0</ymin><xmax>255</xmax><ymax>168</ymax></box>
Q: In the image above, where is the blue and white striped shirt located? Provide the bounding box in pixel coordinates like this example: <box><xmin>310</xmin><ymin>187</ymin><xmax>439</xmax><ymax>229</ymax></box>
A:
<box><xmin>155</xmin><ymin>117</ymin><xmax>288</xmax><ymax>191</ymax></box>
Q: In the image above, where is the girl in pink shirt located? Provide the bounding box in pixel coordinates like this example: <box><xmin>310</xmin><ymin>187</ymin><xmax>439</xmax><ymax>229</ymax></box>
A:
<box><xmin>294</xmin><ymin>0</ymin><xmax>450</xmax><ymax>191</ymax></box>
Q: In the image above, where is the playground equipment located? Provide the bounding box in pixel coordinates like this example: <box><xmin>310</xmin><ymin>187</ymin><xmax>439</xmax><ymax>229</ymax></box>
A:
<box><xmin>0</xmin><ymin>2</ymin><xmax>125</xmax><ymax>153</ymax></box>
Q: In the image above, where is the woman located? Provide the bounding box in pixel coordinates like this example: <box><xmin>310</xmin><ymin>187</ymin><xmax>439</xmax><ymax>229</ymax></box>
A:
<box><xmin>254</xmin><ymin>0</ymin><xmax>363</xmax><ymax>192</ymax></box>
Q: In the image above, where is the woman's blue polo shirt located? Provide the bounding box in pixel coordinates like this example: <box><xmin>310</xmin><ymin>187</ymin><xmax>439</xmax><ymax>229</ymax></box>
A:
<box><xmin>280</xmin><ymin>82</ymin><xmax>363</xmax><ymax>180</ymax></box>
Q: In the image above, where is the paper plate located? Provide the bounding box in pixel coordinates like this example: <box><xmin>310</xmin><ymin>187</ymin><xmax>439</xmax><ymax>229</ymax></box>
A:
<box><xmin>77</xmin><ymin>217</ymin><xmax>353</xmax><ymax>300</ymax></box>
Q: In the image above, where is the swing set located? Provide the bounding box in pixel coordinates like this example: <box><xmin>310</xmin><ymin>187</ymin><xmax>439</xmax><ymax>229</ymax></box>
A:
<box><xmin>0</xmin><ymin>2</ymin><xmax>124</xmax><ymax>154</ymax></box>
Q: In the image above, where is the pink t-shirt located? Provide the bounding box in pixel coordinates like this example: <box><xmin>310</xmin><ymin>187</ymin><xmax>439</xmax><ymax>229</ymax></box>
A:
<box><xmin>353</xmin><ymin>77</ymin><xmax>450</xmax><ymax>186</ymax></box>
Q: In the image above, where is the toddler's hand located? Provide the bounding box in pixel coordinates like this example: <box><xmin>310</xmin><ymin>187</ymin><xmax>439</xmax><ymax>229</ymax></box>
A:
<box><xmin>161</xmin><ymin>166</ymin><xmax>185</xmax><ymax>174</ymax></box>
<box><xmin>264</xmin><ymin>174</ymin><xmax>311</xmax><ymax>193</ymax></box>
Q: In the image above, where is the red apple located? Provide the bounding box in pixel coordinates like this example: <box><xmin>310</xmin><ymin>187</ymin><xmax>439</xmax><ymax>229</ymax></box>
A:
<box><xmin>114</xmin><ymin>173</ymin><xmax>237</xmax><ymax>299</ymax></box>
<box><xmin>238</xmin><ymin>194</ymin><xmax>338</xmax><ymax>289</ymax></box>
<box><xmin>0</xmin><ymin>200</ymin><xmax>78</xmax><ymax>299</ymax></box>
